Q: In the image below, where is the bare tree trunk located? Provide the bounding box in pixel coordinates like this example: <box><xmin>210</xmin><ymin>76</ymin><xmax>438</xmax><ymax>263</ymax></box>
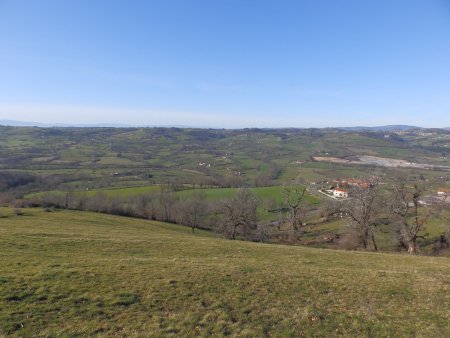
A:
<box><xmin>370</xmin><ymin>229</ymin><xmax>378</xmax><ymax>252</ymax></box>
<box><xmin>361</xmin><ymin>237</ymin><xmax>368</xmax><ymax>249</ymax></box>
<box><xmin>407</xmin><ymin>240</ymin><xmax>417</xmax><ymax>254</ymax></box>
<box><xmin>361</xmin><ymin>227</ymin><xmax>369</xmax><ymax>249</ymax></box>
<box><xmin>232</xmin><ymin>225</ymin><xmax>238</xmax><ymax>240</ymax></box>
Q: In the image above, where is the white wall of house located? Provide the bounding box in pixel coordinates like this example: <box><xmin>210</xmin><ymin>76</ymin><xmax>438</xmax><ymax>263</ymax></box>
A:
<box><xmin>333</xmin><ymin>190</ymin><xmax>348</xmax><ymax>198</ymax></box>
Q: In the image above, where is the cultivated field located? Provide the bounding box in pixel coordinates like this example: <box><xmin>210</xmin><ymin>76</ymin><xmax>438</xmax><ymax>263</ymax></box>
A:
<box><xmin>0</xmin><ymin>208</ymin><xmax>449</xmax><ymax>336</ymax></box>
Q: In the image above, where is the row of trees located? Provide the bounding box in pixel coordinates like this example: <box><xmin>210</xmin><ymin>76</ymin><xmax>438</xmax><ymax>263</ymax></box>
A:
<box><xmin>30</xmin><ymin>188</ymin><xmax>212</xmax><ymax>234</ymax></box>
<box><xmin>16</xmin><ymin>177</ymin><xmax>449</xmax><ymax>255</ymax></box>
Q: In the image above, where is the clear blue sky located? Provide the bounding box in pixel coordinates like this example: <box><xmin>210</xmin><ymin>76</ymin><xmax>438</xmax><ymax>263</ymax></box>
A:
<box><xmin>1</xmin><ymin>0</ymin><xmax>450</xmax><ymax>128</ymax></box>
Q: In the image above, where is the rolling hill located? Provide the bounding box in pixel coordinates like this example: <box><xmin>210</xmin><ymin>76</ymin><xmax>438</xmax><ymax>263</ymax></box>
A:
<box><xmin>1</xmin><ymin>126</ymin><xmax>450</xmax><ymax>195</ymax></box>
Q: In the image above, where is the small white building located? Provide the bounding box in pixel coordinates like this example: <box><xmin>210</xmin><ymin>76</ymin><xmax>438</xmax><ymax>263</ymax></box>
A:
<box><xmin>437</xmin><ymin>189</ymin><xmax>450</xmax><ymax>196</ymax></box>
<box><xmin>333</xmin><ymin>188</ymin><xmax>348</xmax><ymax>198</ymax></box>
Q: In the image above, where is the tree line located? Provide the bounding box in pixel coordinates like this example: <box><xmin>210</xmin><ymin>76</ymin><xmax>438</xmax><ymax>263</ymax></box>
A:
<box><xmin>8</xmin><ymin>178</ymin><xmax>450</xmax><ymax>255</ymax></box>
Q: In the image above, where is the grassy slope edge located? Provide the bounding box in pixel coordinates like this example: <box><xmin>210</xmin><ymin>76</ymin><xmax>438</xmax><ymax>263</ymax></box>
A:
<box><xmin>0</xmin><ymin>208</ymin><xmax>449</xmax><ymax>337</ymax></box>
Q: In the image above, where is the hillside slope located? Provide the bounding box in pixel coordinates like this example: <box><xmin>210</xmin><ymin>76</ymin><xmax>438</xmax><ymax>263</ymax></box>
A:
<box><xmin>0</xmin><ymin>208</ymin><xmax>449</xmax><ymax>336</ymax></box>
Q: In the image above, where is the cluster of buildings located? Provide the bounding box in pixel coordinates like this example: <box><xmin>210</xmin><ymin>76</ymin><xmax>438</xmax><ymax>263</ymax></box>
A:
<box><xmin>330</xmin><ymin>178</ymin><xmax>374</xmax><ymax>198</ymax></box>
<box><xmin>316</xmin><ymin>177</ymin><xmax>375</xmax><ymax>200</ymax></box>
<box><xmin>317</xmin><ymin>175</ymin><xmax>449</xmax><ymax>203</ymax></box>
<box><xmin>334</xmin><ymin>178</ymin><xmax>373</xmax><ymax>189</ymax></box>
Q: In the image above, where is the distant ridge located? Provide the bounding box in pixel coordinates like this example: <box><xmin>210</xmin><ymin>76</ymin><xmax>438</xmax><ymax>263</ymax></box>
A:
<box><xmin>0</xmin><ymin>119</ymin><xmax>197</xmax><ymax>128</ymax></box>
<box><xmin>0</xmin><ymin>120</ymin><xmax>446</xmax><ymax>131</ymax></box>
<box><xmin>337</xmin><ymin>125</ymin><xmax>422</xmax><ymax>132</ymax></box>
<box><xmin>0</xmin><ymin>119</ymin><xmax>132</xmax><ymax>128</ymax></box>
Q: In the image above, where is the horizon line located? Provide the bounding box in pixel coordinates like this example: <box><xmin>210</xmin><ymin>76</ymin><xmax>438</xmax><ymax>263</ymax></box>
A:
<box><xmin>1</xmin><ymin>119</ymin><xmax>449</xmax><ymax>131</ymax></box>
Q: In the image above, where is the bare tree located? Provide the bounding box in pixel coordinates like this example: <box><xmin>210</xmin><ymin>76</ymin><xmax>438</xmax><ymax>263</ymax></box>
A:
<box><xmin>255</xmin><ymin>222</ymin><xmax>271</xmax><ymax>243</ymax></box>
<box><xmin>180</xmin><ymin>191</ymin><xmax>207</xmax><ymax>234</ymax></box>
<box><xmin>89</xmin><ymin>192</ymin><xmax>108</xmax><ymax>212</ymax></box>
<box><xmin>282</xmin><ymin>180</ymin><xmax>307</xmax><ymax>233</ymax></box>
<box><xmin>146</xmin><ymin>193</ymin><xmax>159</xmax><ymax>220</ymax></box>
<box><xmin>389</xmin><ymin>180</ymin><xmax>427</xmax><ymax>254</ymax></box>
<box><xmin>319</xmin><ymin>200</ymin><xmax>340</xmax><ymax>222</ymax></box>
<box><xmin>222</xmin><ymin>188</ymin><xmax>258</xmax><ymax>240</ymax></box>
<box><xmin>435</xmin><ymin>197</ymin><xmax>450</xmax><ymax>254</ymax></box>
<box><xmin>75</xmin><ymin>193</ymin><xmax>89</xmax><ymax>211</ymax></box>
<box><xmin>132</xmin><ymin>193</ymin><xmax>156</xmax><ymax>218</ymax></box>
<box><xmin>342</xmin><ymin>185</ymin><xmax>380</xmax><ymax>251</ymax></box>
<box><xmin>158</xmin><ymin>186</ymin><xmax>178</xmax><ymax>222</ymax></box>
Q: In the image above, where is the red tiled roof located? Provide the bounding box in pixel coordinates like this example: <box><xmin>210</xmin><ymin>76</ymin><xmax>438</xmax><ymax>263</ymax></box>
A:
<box><xmin>334</xmin><ymin>188</ymin><xmax>348</xmax><ymax>192</ymax></box>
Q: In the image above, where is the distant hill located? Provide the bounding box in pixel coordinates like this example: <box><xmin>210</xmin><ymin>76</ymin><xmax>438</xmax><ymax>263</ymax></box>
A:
<box><xmin>338</xmin><ymin>125</ymin><xmax>423</xmax><ymax>132</ymax></box>
<box><xmin>0</xmin><ymin>120</ymin><xmax>446</xmax><ymax>132</ymax></box>
<box><xmin>0</xmin><ymin>124</ymin><xmax>449</xmax><ymax>191</ymax></box>
<box><xmin>0</xmin><ymin>119</ymin><xmax>198</xmax><ymax>128</ymax></box>
<box><xmin>0</xmin><ymin>119</ymin><xmax>132</xmax><ymax>128</ymax></box>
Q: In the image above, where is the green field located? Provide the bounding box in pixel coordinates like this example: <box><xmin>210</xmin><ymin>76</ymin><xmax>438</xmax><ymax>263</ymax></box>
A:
<box><xmin>2</xmin><ymin>126</ymin><xmax>450</xmax><ymax>194</ymax></box>
<box><xmin>26</xmin><ymin>185</ymin><xmax>162</xmax><ymax>199</ymax></box>
<box><xmin>0</xmin><ymin>208</ymin><xmax>449</xmax><ymax>336</ymax></box>
<box><xmin>176</xmin><ymin>186</ymin><xmax>320</xmax><ymax>221</ymax></box>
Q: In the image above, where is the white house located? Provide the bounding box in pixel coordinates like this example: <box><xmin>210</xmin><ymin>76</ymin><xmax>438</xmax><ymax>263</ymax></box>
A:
<box><xmin>333</xmin><ymin>188</ymin><xmax>348</xmax><ymax>198</ymax></box>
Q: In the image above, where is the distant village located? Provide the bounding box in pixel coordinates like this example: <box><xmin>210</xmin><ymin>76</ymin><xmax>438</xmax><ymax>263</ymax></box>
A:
<box><xmin>310</xmin><ymin>176</ymin><xmax>450</xmax><ymax>205</ymax></box>
<box><xmin>314</xmin><ymin>177</ymin><xmax>375</xmax><ymax>200</ymax></box>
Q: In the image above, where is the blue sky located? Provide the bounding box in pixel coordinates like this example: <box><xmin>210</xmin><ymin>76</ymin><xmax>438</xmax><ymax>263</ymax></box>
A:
<box><xmin>0</xmin><ymin>0</ymin><xmax>449</xmax><ymax>128</ymax></box>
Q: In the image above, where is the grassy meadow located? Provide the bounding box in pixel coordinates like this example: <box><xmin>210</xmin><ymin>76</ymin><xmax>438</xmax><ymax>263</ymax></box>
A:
<box><xmin>0</xmin><ymin>208</ymin><xmax>449</xmax><ymax>337</ymax></box>
<box><xmin>25</xmin><ymin>185</ymin><xmax>162</xmax><ymax>199</ymax></box>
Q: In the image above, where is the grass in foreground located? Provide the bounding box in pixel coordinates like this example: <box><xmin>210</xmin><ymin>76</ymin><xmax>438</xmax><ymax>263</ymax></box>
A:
<box><xmin>0</xmin><ymin>208</ymin><xmax>449</xmax><ymax>337</ymax></box>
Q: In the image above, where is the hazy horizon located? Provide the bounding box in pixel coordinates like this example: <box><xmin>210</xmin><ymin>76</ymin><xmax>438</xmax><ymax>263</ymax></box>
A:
<box><xmin>2</xmin><ymin>117</ymin><xmax>449</xmax><ymax>130</ymax></box>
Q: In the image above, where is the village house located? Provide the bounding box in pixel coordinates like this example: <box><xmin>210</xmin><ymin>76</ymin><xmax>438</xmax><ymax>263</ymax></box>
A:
<box><xmin>333</xmin><ymin>188</ymin><xmax>348</xmax><ymax>198</ymax></box>
<box><xmin>437</xmin><ymin>188</ymin><xmax>450</xmax><ymax>196</ymax></box>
